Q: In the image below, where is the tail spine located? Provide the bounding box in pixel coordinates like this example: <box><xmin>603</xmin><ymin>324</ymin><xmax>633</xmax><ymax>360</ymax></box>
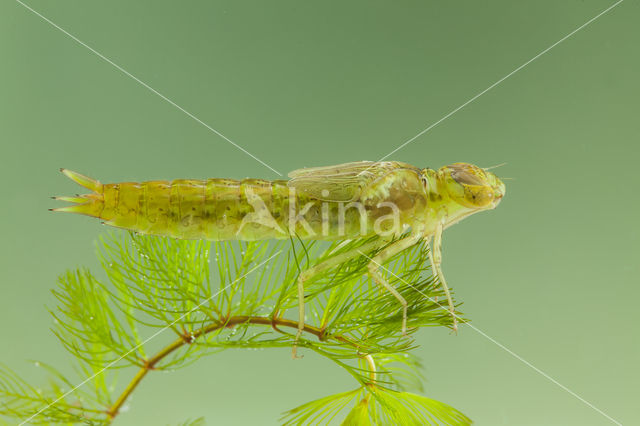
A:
<box><xmin>51</xmin><ymin>169</ymin><xmax>104</xmax><ymax>218</ymax></box>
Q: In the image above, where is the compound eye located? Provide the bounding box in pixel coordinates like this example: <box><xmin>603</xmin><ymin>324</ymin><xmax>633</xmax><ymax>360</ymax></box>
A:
<box><xmin>451</xmin><ymin>169</ymin><xmax>484</xmax><ymax>186</ymax></box>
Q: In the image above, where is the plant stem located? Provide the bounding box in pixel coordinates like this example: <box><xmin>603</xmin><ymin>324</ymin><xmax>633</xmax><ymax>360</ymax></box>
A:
<box><xmin>364</xmin><ymin>354</ymin><xmax>377</xmax><ymax>384</ymax></box>
<box><xmin>362</xmin><ymin>354</ymin><xmax>377</xmax><ymax>404</ymax></box>
<box><xmin>105</xmin><ymin>315</ymin><xmax>370</xmax><ymax>421</ymax></box>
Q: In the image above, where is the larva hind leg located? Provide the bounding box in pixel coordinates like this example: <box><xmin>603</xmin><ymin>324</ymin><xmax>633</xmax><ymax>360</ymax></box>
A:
<box><xmin>427</xmin><ymin>222</ymin><xmax>458</xmax><ymax>332</ymax></box>
<box><xmin>291</xmin><ymin>238</ymin><xmax>387</xmax><ymax>359</ymax></box>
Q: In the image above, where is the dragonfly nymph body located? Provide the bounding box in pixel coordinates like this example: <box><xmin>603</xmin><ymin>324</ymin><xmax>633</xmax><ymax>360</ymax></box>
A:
<box><xmin>53</xmin><ymin>161</ymin><xmax>505</xmax><ymax>357</ymax></box>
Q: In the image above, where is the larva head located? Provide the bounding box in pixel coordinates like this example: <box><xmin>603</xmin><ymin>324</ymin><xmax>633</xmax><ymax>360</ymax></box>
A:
<box><xmin>439</xmin><ymin>162</ymin><xmax>505</xmax><ymax>209</ymax></box>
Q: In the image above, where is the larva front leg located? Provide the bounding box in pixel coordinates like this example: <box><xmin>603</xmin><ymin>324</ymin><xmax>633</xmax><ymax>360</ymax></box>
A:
<box><xmin>427</xmin><ymin>222</ymin><xmax>458</xmax><ymax>332</ymax></box>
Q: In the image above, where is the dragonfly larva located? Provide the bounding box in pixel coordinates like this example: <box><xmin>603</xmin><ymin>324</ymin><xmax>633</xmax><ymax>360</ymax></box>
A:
<box><xmin>53</xmin><ymin>161</ymin><xmax>505</xmax><ymax>357</ymax></box>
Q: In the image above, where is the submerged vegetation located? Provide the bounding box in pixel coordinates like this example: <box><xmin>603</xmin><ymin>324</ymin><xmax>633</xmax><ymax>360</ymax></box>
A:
<box><xmin>0</xmin><ymin>233</ymin><xmax>470</xmax><ymax>425</ymax></box>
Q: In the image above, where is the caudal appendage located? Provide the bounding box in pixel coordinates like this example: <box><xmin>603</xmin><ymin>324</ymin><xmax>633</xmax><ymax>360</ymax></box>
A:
<box><xmin>50</xmin><ymin>169</ymin><xmax>104</xmax><ymax>219</ymax></box>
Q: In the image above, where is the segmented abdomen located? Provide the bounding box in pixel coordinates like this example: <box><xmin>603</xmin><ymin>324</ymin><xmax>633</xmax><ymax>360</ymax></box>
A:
<box><xmin>54</xmin><ymin>170</ymin><xmax>290</xmax><ymax>240</ymax></box>
<box><xmin>79</xmin><ymin>177</ymin><xmax>293</xmax><ymax>240</ymax></box>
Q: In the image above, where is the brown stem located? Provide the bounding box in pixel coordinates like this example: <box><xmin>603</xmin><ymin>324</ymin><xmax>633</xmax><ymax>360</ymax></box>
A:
<box><xmin>105</xmin><ymin>315</ymin><xmax>365</xmax><ymax>420</ymax></box>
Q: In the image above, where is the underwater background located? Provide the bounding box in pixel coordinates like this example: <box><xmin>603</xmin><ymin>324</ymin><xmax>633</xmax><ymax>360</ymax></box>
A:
<box><xmin>1</xmin><ymin>1</ymin><xmax>638</xmax><ymax>424</ymax></box>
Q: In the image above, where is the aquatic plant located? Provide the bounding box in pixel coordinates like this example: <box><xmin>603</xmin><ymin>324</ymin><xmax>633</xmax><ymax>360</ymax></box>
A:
<box><xmin>0</xmin><ymin>233</ymin><xmax>470</xmax><ymax>425</ymax></box>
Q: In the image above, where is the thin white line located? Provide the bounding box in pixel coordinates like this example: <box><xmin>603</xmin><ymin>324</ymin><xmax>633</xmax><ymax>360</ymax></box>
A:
<box><xmin>361</xmin><ymin>252</ymin><xmax>623</xmax><ymax>426</ymax></box>
<box><xmin>14</xmin><ymin>0</ymin><xmax>283</xmax><ymax>177</ymax></box>
<box><xmin>375</xmin><ymin>0</ymin><xmax>624</xmax><ymax>163</ymax></box>
<box><xmin>20</xmin><ymin>251</ymin><xmax>281</xmax><ymax>425</ymax></box>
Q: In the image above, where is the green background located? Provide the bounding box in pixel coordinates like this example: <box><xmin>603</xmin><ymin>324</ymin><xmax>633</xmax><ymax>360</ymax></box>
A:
<box><xmin>1</xmin><ymin>1</ymin><xmax>638</xmax><ymax>424</ymax></box>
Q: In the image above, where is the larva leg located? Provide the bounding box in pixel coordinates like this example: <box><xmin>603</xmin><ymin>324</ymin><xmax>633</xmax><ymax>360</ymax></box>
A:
<box><xmin>427</xmin><ymin>223</ymin><xmax>458</xmax><ymax>332</ymax></box>
<box><xmin>292</xmin><ymin>238</ymin><xmax>387</xmax><ymax>359</ymax></box>
<box><xmin>366</xmin><ymin>232</ymin><xmax>423</xmax><ymax>335</ymax></box>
